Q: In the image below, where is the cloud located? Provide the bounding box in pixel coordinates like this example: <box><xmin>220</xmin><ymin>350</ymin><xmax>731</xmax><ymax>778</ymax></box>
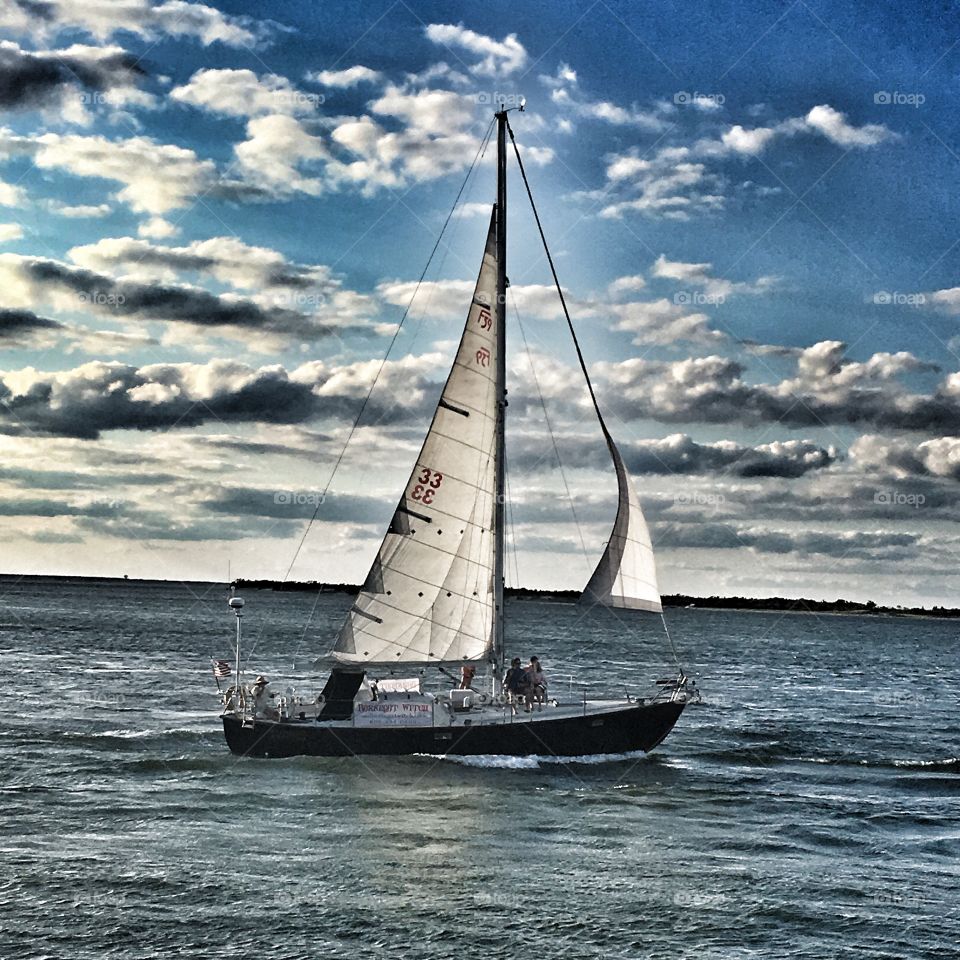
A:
<box><xmin>0</xmin><ymin>222</ymin><xmax>23</xmax><ymax>242</ymax></box>
<box><xmin>608</xmin><ymin>275</ymin><xmax>646</xmax><ymax>296</ymax></box>
<box><xmin>0</xmin><ymin>0</ymin><xmax>271</xmax><ymax>47</ymax></box>
<box><xmin>850</xmin><ymin>434</ymin><xmax>960</xmax><ymax>481</ymax></box>
<box><xmin>45</xmin><ymin>200</ymin><xmax>112</xmax><ymax>218</ymax></box>
<box><xmin>598</xmin><ymin>147</ymin><xmax>723</xmax><ymax>220</ymax></box>
<box><xmin>657</xmin><ymin>522</ymin><xmax>920</xmax><ymax>560</ymax></box>
<box><xmin>0</xmin><ymin>307</ymin><xmax>63</xmax><ymax>346</ymax></box>
<box><xmin>0</xmin><ymin>354</ymin><xmax>442</xmax><ymax>438</ymax></box>
<box><xmin>0</xmin><ymin>177</ymin><xmax>23</xmax><ymax>206</ymax></box>
<box><xmin>0</xmin><ymin>128</ymin><xmax>219</xmax><ymax>214</ymax></box>
<box><xmin>0</xmin><ymin>40</ymin><xmax>153</xmax><ymax>121</ymax></box>
<box><xmin>704</xmin><ymin>105</ymin><xmax>895</xmax><ymax>158</ymax></box>
<box><xmin>137</xmin><ymin>216</ymin><xmax>178</xmax><ymax>239</ymax></box>
<box><xmin>804</xmin><ymin>104</ymin><xmax>894</xmax><ymax>147</ymax></box>
<box><xmin>596</xmin><ymin>104</ymin><xmax>895</xmax><ymax>220</ymax></box>
<box><xmin>307</xmin><ymin>65</ymin><xmax>381</xmax><ymax>88</ymax></box>
<box><xmin>651</xmin><ymin>254</ymin><xmax>778</xmax><ymax>299</ymax></box>
<box><xmin>594</xmin><ymin>341</ymin><xmax>957</xmax><ymax>432</ymax></box>
<box><xmin>514</xmin><ymin>431</ymin><xmax>837</xmax><ymax>478</ymax></box>
<box><xmin>0</xmin><ymin>252</ymin><xmax>371</xmax><ymax>344</ymax></box>
<box><xmin>68</xmin><ymin>235</ymin><xmax>338</xmax><ymax>292</ymax></box>
<box><xmin>540</xmin><ymin>63</ymin><xmax>666</xmax><ymax>131</ymax></box>
<box><xmin>234</xmin><ymin>114</ymin><xmax>328</xmax><ymax>195</ymax></box>
<box><xmin>171</xmin><ymin>68</ymin><xmax>322</xmax><ymax>118</ymax></box>
<box><xmin>927</xmin><ymin>286</ymin><xmax>960</xmax><ymax>313</ymax></box>
<box><xmin>610</xmin><ymin>298</ymin><xmax>720</xmax><ymax>345</ymax></box>
<box><xmin>324</xmin><ymin>86</ymin><xmax>488</xmax><ymax>192</ymax></box>
<box><xmin>424</xmin><ymin>23</ymin><xmax>527</xmax><ymax>76</ymax></box>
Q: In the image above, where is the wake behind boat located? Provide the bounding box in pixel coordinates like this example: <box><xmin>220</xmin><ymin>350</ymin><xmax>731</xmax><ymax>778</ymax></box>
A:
<box><xmin>218</xmin><ymin>107</ymin><xmax>698</xmax><ymax>759</ymax></box>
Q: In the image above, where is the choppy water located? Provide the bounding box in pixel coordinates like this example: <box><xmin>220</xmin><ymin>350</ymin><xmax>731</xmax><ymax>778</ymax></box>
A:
<box><xmin>1</xmin><ymin>579</ymin><xmax>957</xmax><ymax>959</ymax></box>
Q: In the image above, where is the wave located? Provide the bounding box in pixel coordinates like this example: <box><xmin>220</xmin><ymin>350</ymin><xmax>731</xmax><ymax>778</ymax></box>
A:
<box><xmin>97</xmin><ymin>727</ymin><xmax>201</xmax><ymax>740</ymax></box>
<box><xmin>423</xmin><ymin>750</ymin><xmax>653</xmax><ymax>770</ymax></box>
<box><xmin>891</xmin><ymin>757</ymin><xmax>960</xmax><ymax>772</ymax></box>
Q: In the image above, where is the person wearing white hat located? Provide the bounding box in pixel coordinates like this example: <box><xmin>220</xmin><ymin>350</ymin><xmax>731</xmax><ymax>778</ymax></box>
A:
<box><xmin>251</xmin><ymin>675</ymin><xmax>278</xmax><ymax>720</ymax></box>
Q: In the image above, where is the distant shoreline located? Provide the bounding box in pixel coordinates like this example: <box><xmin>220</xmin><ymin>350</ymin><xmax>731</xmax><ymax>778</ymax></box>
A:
<box><xmin>1</xmin><ymin>572</ymin><xmax>957</xmax><ymax>618</ymax></box>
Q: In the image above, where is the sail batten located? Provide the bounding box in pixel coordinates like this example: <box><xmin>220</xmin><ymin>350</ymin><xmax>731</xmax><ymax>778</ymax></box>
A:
<box><xmin>330</xmin><ymin>210</ymin><xmax>500</xmax><ymax>665</ymax></box>
<box><xmin>581</xmin><ymin>430</ymin><xmax>663</xmax><ymax>613</ymax></box>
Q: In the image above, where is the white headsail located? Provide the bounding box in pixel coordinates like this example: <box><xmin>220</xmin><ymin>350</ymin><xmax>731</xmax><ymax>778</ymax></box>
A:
<box><xmin>331</xmin><ymin>211</ymin><xmax>501</xmax><ymax>664</ymax></box>
<box><xmin>581</xmin><ymin>431</ymin><xmax>662</xmax><ymax>612</ymax></box>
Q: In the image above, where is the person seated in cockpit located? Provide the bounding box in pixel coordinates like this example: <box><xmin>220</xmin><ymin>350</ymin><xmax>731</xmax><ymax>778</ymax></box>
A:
<box><xmin>251</xmin><ymin>675</ymin><xmax>279</xmax><ymax>719</ymax></box>
<box><xmin>503</xmin><ymin>658</ymin><xmax>531</xmax><ymax>712</ymax></box>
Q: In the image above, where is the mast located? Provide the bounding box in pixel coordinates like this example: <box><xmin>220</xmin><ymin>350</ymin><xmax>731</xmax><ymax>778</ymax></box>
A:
<box><xmin>492</xmin><ymin>109</ymin><xmax>508</xmax><ymax>679</ymax></box>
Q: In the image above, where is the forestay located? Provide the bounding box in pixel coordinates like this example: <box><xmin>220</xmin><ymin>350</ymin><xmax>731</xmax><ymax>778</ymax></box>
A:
<box><xmin>331</xmin><ymin>210</ymin><xmax>501</xmax><ymax>664</ymax></box>
<box><xmin>581</xmin><ymin>430</ymin><xmax>663</xmax><ymax>613</ymax></box>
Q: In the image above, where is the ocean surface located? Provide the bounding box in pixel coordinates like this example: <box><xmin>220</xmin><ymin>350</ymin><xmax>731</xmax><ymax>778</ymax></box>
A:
<box><xmin>1</xmin><ymin>579</ymin><xmax>957</xmax><ymax>959</ymax></box>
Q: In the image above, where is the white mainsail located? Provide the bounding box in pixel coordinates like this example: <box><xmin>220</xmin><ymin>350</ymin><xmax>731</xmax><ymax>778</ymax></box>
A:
<box><xmin>581</xmin><ymin>431</ymin><xmax>663</xmax><ymax>612</ymax></box>
<box><xmin>331</xmin><ymin>211</ymin><xmax>501</xmax><ymax>664</ymax></box>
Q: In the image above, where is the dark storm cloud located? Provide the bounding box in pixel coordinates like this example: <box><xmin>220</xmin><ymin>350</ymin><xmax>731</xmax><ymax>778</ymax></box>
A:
<box><xmin>17</xmin><ymin>256</ymin><xmax>341</xmax><ymax>338</ymax></box>
<box><xmin>4</xmin><ymin>254</ymin><xmax>379</xmax><ymax>344</ymax></box>
<box><xmin>0</xmin><ymin>463</ymin><xmax>180</xmax><ymax>489</ymax></box>
<box><xmin>0</xmin><ymin>496</ymin><xmax>120</xmax><ymax>517</ymax></box>
<box><xmin>0</xmin><ymin>307</ymin><xmax>62</xmax><ymax>336</ymax></box>
<box><xmin>595</xmin><ymin>343</ymin><xmax>959</xmax><ymax>434</ymax></box>
<box><xmin>511</xmin><ymin>431</ymin><xmax>837</xmax><ymax>478</ymax></box>
<box><xmin>655</xmin><ymin>521</ymin><xmax>920</xmax><ymax>560</ymax></box>
<box><xmin>0</xmin><ymin>359</ymin><xmax>437</xmax><ymax>439</ymax></box>
<box><xmin>0</xmin><ymin>40</ymin><xmax>146</xmax><ymax>111</ymax></box>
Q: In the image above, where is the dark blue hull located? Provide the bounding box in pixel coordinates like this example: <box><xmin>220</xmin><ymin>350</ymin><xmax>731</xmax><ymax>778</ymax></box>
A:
<box><xmin>222</xmin><ymin>700</ymin><xmax>685</xmax><ymax>758</ymax></box>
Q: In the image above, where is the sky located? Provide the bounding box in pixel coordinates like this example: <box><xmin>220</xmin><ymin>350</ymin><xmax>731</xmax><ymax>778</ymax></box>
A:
<box><xmin>0</xmin><ymin>0</ymin><xmax>958</xmax><ymax>605</ymax></box>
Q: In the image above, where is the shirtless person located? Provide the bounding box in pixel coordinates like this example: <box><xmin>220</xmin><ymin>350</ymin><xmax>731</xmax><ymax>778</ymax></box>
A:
<box><xmin>527</xmin><ymin>657</ymin><xmax>548</xmax><ymax>710</ymax></box>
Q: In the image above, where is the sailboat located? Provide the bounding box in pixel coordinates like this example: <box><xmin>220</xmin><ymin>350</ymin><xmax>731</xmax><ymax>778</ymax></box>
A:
<box><xmin>219</xmin><ymin>108</ymin><xmax>697</xmax><ymax>759</ymax></box>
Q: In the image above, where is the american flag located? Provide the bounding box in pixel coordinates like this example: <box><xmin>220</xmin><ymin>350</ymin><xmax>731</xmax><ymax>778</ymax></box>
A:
<box><xmin>212</xmin><ymin>659</ymin><xmax>231</xmax><ymax>679</ymax></box>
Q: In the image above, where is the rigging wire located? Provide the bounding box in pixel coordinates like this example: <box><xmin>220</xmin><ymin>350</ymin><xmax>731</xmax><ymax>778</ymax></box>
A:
<box><xmin>511</xmin><ymin>290</ymin><xmax>591</xmax><ymax>573</ymax></box>
<box><xmin>506</xmin><ymin>118</ymin><xmax>684</xmax><ymax>675</ymax></box>
<box><xmin>281</xmin><ymin>117</ymin><xmax>497</xmax><ymax>585</ymax></box>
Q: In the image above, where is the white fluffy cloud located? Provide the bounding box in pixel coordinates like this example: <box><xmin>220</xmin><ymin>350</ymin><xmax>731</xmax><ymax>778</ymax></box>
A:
<box><xmin>705</xmin><ymin>105</ymin><xmax>894</xmax><ymax>157</ymax></box>
<box><xmin>171</xmin><ymin>68</ymin><xmax>322</xmax><ymax>118</ymax></box>
<box><xmin>424</xmin><ymin>23</ymin><xmax>527</xmax><ymax>76</ymax></box>
<box><xmin>307</xmin><ymin>65</ymin><xmax>381</xmax><ymax>88</ymax></box>
<box><xmin>0</xmin><ymin>129</ymin><xmax>218</xmax><ymax>214</ymax></box>
<box><xmin>234</xmin><ymin>114</ymin><xmax>328</xmax><ymax>195</ymax></box>
<box><xmin>598</xmin><ymin>104</ymin><xmax>895</xmax><ymax>220</ymax></box>
<box><xmin>599</xmin><ymin>147</ymin><xmax>722</xmax><ymax>220</ymax></box>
